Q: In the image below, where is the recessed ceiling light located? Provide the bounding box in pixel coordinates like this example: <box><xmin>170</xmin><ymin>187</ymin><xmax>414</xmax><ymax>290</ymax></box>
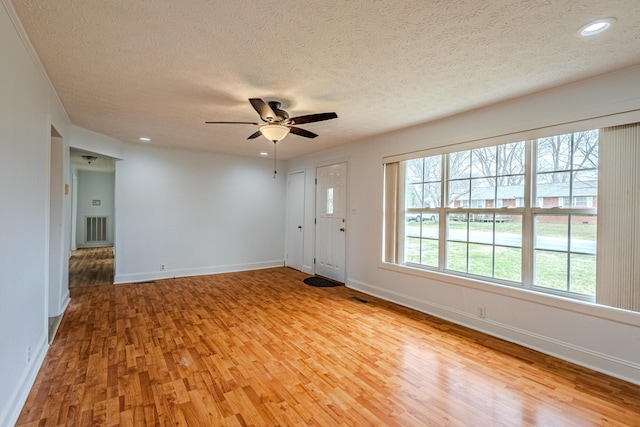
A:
<box><xmin>579</xmin><ymin>18</ymin><xmax>615</xmax><ymax>37</ymax></box>
<box><xmin>259</xmin><ymin>152</ymin><xmax>269</xmax><ymax>156</ymax></box>
<box><xmin>139</xmin><ymin>137</ymin><xmax>151</xmax><ymax>142</ymax></box>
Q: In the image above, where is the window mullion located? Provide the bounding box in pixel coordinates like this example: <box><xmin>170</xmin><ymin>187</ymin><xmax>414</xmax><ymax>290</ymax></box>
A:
<box><xmin>397</xmin><ymin>163</ymin><xmax>407</xmax><ymax>264</ymax></box>
<box><xmin>439</xmin><ymin>154</ymin><xmax>448</xmax><ymax>271</ymax></box>
<box><xmin>566</xmin><ymin>214</ymin><xmax>572</xmax><ymax>292</ymax></box>
<box><xmin>522</xmin><ymin>140</ymin><xmax>534</xmax><ymax>289</ymax></box>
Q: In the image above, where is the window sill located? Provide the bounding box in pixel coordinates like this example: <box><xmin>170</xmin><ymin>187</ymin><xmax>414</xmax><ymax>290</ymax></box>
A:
<box><xmin>377</xmin><ymin>261</ymin><xmax>640</xmax><ymax>328</ymax></box>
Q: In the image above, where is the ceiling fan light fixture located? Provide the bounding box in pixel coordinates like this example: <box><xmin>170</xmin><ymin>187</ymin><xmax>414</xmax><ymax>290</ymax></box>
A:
<box><xmin>81</xmin><ymin>155</ymin><xmax>98</xmax><ymax>164</ymax></box>
<box><xmin>260</xmin><ymin>124</ymin><xmax>290</xmax><ymax>142</ymax></box>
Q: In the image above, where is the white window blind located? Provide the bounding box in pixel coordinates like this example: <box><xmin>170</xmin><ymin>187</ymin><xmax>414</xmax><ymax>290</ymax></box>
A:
<box><xmin>596</xmin><ymin>122</ymin><xmax>640</xmax><ymax>311</ymax></box>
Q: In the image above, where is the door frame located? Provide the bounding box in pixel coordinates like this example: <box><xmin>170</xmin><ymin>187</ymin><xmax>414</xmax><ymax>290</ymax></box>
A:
<box><xmin>314</xmin><ymin>159</ymin><xmax>349</xmax><ymax>283</ymax></box>
<box><xmin>48</xmin><ymin>129</ymin><xmax>66</xmax><ymax>319</ymax></box>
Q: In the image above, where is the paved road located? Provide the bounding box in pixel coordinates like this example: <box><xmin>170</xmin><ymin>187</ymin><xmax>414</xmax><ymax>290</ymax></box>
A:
<box><xmin>413</xmin><ymin>228</ymin><xmax>596</xmax><ymax>253</ymax></box>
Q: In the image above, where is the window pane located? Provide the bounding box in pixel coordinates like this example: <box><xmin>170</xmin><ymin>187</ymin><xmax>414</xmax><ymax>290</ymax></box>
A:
<box><xmin>449</xmin><ymin>151</ymin><xmax>471</xmax><ymax>179</ymax></box>
<box><xmin>446</xmin><ymin>241</ymin><xmax>467</xmax><ymax>272</ymax></box>
<box><xmin>424</xmin><ymin>156</ymin><xmax>442</xmax><ymax>182</ymax></box>
<box><xmin>406</xmin><ymin>158</ymin><xmax>424</xmax><ymax>183</ymax></box>
<box><xmin>471</xmin><ymin>146</ymin><xmax>496</xmax><ymax>178</ymax></box>
<box><xmin>570</xmin><ymin>216</ymin><xmax>597</xmax><ymax>255</ymax></box>
<box><xmin>406</xmin><ymin>183</ymin><xmax>423</xmax><ymax>208</ymax></box>
<box><xmin>405</xmin><ymin>212</ymin><xmax>422</xmax><ymax>224</ymax></box>
<box><xmin>406</xmin><ymin>221</ymin><xmax>422</xmax><ymax>240</ymax></box>
<box><xmin>421</xmin><ymin>215</ymin><xmax>439</xmax><ymax>238</ymax></box>
<box><xmin>447</xmin><ymin>214</ymin><xmax>468</xmax><ymax>240</ymax></box>
<box><xmin>535</xmin><ymin>250</ymin><xmax>568</xmax><ymax>290</ymax></box>
<box><xmin>424</xmin><ymin>183</ymin><xmax>441</xmax><ymax>208</ymax></box>
<box><xmin>535</xmin><ymin>216</ymin><xmax>568</xmax><ymax>251</ymax></box>
<box><xmin>497</xmin><ymin>178</ymin><xmax>524</xmax><ymax>207</ymax></box>
<box><xmin>471</xmin><ymin>177</ymin><xmax>495</xmax><ymax>208</ymax></box>
<box><xmin>420</xmin><ymin>239</ymin><xmax>439</xmax><ymax>267</ymax></box>
<box><xmin>536</xmin><ymin>172</ymin><xmax>571</xmax><ymax>207</ymax></box>
<box><xmin>573</xmin><ymin>171</ymin><xmax>598</xmax><ymax>202</ymax></box>
<box><xmin>573</xmin><ymin>130</ymin><xmax>599</xmax><ymax>170</ymax></box>
<box><xmin>537</xmin><ymin>134</ymin><xmax>571</xmax><ymax>172</ymax></box>
<box><xmin>570</xmin><ymin>253</ymin><xmax>596</xmax><ymax>296</ymax></box>
<box><xmin>495</xmin><ymin>246</ymin><xmax>521</xmax><ymax>282</ymax></box>
<box><xmin>495</xmin><ymin>216</ymin><xmax>521</xmax><ymax>246</ymax></box>
<box><xmin>498</xmin><ymin>141</ymin><xmax>525</xmax><ymax>176</ymax></box>
<box><xmin>405</xmin><ymin>237</ymin><xmax>420</xmax><ymax>264</ymax></box>
<box><xmin>469</xmin><ymin>220</ymin><xmax>493</xmax><ymax>244</ymax></box>
<box><xmin>468</xmin><ymin>243</ymin><xmax>493</xmax><ymax>277</ymax></box>
<box><xmin>448</xmin><ymin>179</ymin><xmax>470</xmax><ymax>207</ymax></box>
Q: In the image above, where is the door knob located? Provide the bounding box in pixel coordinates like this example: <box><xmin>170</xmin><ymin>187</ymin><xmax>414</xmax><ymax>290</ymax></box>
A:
<box><xmin>298</xmin><ymin>226</ymin><xmax>302</xmax><ymax>229</ymax></box>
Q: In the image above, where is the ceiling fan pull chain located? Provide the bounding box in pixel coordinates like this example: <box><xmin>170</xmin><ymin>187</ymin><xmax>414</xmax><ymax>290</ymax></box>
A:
<box><xmin>273</xmin><ymin>141</ymin><xmax>277</xmax><ymax>179</ymax></box>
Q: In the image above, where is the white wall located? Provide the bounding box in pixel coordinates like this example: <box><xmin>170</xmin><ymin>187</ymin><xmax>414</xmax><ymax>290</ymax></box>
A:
<box><xmin>76</xmin><ymin>170</ymin><xmax>115</xmax><ymax>247</ymax></box>
<box><xmin>114</xmin><ymin>144</ymin><xmax>287</xmax><ymax>283</ymax></box>
<box><xmin>287</xmin><ymin>64</ymin><xmax>640</xmax><ymax>385</ymax></box>
<box><xmin>0</xmin><ymin>2</ymin><xmax>72</xmax><ymax>425</ymax></box>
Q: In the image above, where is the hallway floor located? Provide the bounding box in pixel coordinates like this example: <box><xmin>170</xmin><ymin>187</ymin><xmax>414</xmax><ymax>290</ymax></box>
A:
<box><xmin>69</xmin><ymin>247</ymin><xmax>114</xmax><ymax>288</ymax></box>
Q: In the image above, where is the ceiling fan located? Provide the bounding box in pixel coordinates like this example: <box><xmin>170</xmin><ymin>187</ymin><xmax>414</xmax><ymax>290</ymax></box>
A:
<box><xmin>206</xmin><ymin>98</ymin><xmax>338</xmax><ymax>143</ymax></box>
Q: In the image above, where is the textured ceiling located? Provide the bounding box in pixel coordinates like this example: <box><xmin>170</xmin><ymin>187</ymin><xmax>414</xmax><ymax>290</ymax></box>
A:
<box><xmin>10</xmin><ymin>0</ymin><xmax>640</xmax><ymax>160</ymax></box>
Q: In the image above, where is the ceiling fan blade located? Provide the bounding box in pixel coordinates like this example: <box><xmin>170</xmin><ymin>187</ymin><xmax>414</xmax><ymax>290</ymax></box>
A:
<box><xmin>289</xmin><ymin>126</ymin><xmax>318</xmax><ymax>139</ymax></box>
<box><xmin>247</xmin><ymin>130</ymin><xmax>262</xmax><ymax>139</ymax></box>
<box><xmin>205</xmin><ymin>121</ymin><xmax>259</xmax><ymax>125</ymax></box>
<box><xmin>288</xmin><ymin>112</ymin><xmax>337</xmax><ymax>125</ymax></box>
<box><xmin>249</xmin><ymin>98</ymin><xmax>277</xmax><ymax>122</ymax></box>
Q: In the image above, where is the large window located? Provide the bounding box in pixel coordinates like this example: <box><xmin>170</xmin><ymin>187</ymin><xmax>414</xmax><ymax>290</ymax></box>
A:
<box><xmin>386</xmin><ymin>130</ymin><xmax>599</xmax><ymax>301</ymax></box>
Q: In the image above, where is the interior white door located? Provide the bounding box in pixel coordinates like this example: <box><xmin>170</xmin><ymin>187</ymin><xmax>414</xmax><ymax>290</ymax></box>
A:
<box><xmin>315</xmin><ymin>162</ymin><xmax>347</xmax><ymax>283</ymax></box>
<box><xmin>286</xmin><ymin>171</ymin><xmax>305</xmax><ymax>271</ymax></box>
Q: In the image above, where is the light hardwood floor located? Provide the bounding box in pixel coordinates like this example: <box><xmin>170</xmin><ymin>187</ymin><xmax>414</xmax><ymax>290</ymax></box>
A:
<box><xmin>17</xmin><ymin>267</ymin><xmax>640</xmax><ymax>426</ymax></box>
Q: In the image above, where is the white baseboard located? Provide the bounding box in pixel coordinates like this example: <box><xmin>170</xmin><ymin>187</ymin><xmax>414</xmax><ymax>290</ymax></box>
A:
<box><xmin>0</xmin><ymin>336</ymin><xmax>48</xmax><ymax>427</ymax></box>
<box><xmin>76</xmin><ymin>243</ymin><xmax>114</xmax><ymax>248</ymax></box>
<box><xmin>114</xmin><ymin>260</ymin><xmax>285</xmax><ymax>284</ymax></box>
<box><xmin>57</xmin><ymin>291</ymin><xmax>70</xmax><ymax>316</ymax></box>
<box><xmin>347</xmin><ymin>278</ymin><xmax>640</xmax><ymax>386</ymax></box>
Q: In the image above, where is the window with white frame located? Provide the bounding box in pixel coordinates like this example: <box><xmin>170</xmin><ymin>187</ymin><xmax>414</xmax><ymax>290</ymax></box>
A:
<box><xmin>533</xmin><ymin>130</ymin><xmax>598</xmax><ymax>296</ymax></box>
<box><xmin>403</xmin><ymin>156</ymin><xmax>441</xmax><ymax>268</ymax></box>
<box><xmin>384</xmin><ymin>130</ymin><xmax>599</xmax><ymax>301</ymax></box>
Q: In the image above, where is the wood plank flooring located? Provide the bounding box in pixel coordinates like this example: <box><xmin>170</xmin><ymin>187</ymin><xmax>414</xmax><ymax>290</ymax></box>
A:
<box><xmin>69</xmin><ymin>247</ymin><xmax>114</xmax><ymax>288</ymax></box>
<box><xmin>17</xmin><ymin>267</ymin><xmax>640</xmax><ymax>426</ymax></box>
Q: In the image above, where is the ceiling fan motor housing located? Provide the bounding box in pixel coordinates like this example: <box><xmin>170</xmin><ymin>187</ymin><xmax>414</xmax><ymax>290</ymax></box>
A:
<box><xmin>267</xmin><ymin>101</ymin><xmax>289</xmax><ymax>121</ymax></box>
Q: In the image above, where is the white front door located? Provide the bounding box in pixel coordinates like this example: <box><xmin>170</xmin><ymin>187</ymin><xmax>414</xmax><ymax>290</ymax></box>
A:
<box><xmin>286</xmin><ymin>171</ymin><xmax>305</xmax><ymax>271</ymax></box>
<box><xmin>315</xmin><ymin>162</ymin><xmax>347</xmax><ymax>283</ymax></box>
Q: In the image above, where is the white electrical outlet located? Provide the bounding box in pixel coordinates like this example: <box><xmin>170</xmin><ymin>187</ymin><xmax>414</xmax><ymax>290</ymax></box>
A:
<box><xmin>27</xmin><ymin>346</ymin><xmax>31</xmax><ymax>364</ymax></box>
<box><xmin>161</xmin><ymin>264</ymin><xmax>165</xmax><ymax>271</ymax></box>
<box><xmin>477</xmin><ymin>306</ymin><xmax>486</xmax><ymax>318</ymax></box>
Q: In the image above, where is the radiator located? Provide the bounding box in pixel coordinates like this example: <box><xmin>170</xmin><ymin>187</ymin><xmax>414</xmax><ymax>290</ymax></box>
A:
<box><xmin>85</xmin><ymin>216</ymin><xmax>108</xmax><ymax>242</ymax></box>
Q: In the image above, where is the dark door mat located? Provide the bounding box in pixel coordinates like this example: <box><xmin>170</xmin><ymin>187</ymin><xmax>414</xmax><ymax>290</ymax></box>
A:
<box><xmin>303</xmin><ymin>276</ymin><xmax>343</xmax><ymax>287</ymax></box>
